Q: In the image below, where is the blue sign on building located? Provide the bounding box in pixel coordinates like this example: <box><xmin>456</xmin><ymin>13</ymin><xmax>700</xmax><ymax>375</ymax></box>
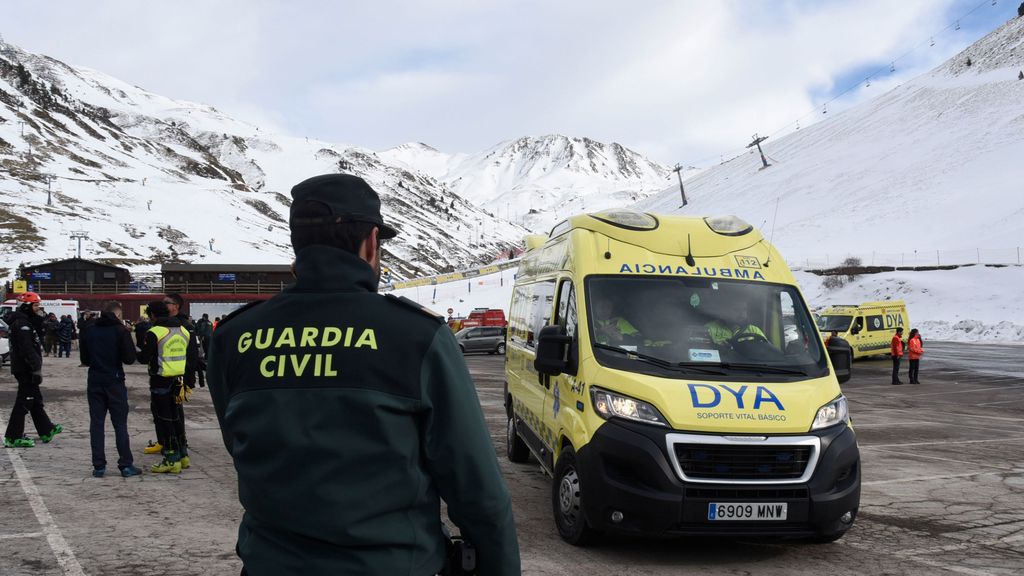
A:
<box><xmin>217</xmin><ymin>273</ymin><xmax>237</xmax><ymax>282</ymax></box>
<box><xmin>32</xmin><ymin>272</ymin><xmax>52</xmax><ymax>280</ymax></box>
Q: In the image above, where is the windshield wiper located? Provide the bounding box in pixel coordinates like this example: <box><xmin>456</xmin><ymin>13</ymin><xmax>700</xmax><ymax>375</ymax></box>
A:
<box><xmin>717</xmin><ymin>362</ymin><xmax>809</xmax><ymax>376</ymax></box>
<box><xmin>594</xmin><ymin>344</ymin><xmax>726</xmax><ymax>375</ymax></box>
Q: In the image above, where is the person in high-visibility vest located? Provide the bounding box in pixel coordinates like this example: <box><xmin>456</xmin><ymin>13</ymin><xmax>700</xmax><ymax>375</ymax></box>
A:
<box><xmin>137</xmin><ymin>300</ymin><xmax>197</xmax><ymax>474</ymax></box>
<box><xmin>704</xmin><ymin>304</ymin><xmax>766</xmax><ymax>347</ymax></box>
<box><xmin>592</xmin><ymin>297</ymin><xmax>639</xmax><ymax>346</ymax></box>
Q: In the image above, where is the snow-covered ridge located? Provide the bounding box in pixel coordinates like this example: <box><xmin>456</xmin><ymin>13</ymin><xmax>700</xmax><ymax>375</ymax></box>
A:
<box><xmin>381</xmin><ymin>134</ymin><xmax>671</xmax><ymax>232</ymax></box>
<box><xmin>0</xmin><ymin>38</ymin><xmax>664</xmax><ymax>280</ymax></box>
<box><xmin>637</xmin><ymin>16</ymin><xmax>1024</xmax><ymax>265</ymax></box>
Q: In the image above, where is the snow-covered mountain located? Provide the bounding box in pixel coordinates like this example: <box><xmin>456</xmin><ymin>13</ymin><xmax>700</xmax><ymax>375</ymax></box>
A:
<box><xmin>0</xmin><ymin>39</ymin><xmax>535</xmax><ymax>280</ymax></box>
<box><xmin>637</xmin><ymin>15</ymin><xmax>1024</xmax><ymax>266</ymax></box>
<box><xmin>380</xmin><ymin>135</ymin><xmax>672</xmax><ymax>232</ymax></box>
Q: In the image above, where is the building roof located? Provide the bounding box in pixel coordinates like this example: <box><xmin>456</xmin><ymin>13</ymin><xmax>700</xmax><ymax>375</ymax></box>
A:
<box><xmin>24</xmin><ymin>258</ymin><xmax>128</xmax><ymax>271</ymax></box>
<box><xmin>160</xmin><ymin>263</ymin><xmax>293</xmax><ymax>273</ymax></box>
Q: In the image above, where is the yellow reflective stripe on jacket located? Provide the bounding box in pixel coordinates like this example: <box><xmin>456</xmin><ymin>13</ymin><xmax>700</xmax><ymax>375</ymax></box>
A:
<box><xmin>149</xmin><ymin>325</ymin><xmax>189</xmax><ymax>377</ymax></box>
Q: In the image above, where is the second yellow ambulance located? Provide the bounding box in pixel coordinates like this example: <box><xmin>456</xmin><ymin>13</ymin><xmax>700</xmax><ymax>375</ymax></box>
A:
<box><xmin>505</xmin><ymin>210</ymin><xmax>860</xmax><ymax>544</ymax></box>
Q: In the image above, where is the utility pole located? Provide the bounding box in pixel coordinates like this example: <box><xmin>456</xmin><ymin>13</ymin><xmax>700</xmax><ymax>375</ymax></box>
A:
<box><xmin>747</xmin><ymin>133</ymin><xmax>771</xmax><ymax>169</ymax></box>
<box><xmin>18</xmin><ymin>120</ymin><xmax>25</xmax><ymax>136</ymax></box>
<box><xmin>70</xmin><ymin>230</ymin><xmax>89</xmax><ymax>259</ymax></box>
<box><xmin>45</xmin><ymin>174</ymin><xmax>54</xmax><ymax>206</ymax></box>
<box><xmin>673</xmin><ymin>163</ymin><xmax>688</xmax><ymax>207</ymax></box>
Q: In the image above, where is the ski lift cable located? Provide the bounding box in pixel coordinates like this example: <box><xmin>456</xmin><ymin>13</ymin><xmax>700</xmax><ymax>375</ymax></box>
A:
<box><xmin>765</xmin><ymin>0</ymin><xmax>997</xmax><ymax>140</ymax></box>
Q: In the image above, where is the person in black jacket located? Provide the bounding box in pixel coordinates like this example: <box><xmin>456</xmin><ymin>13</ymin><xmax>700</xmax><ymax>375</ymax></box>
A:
<box><xmin>80</xmin><ymin>301</ymin><xmax>141</xmax><ymax>478</ymax></box>
<box><xmin>43</xmin><ymin>313</ymin><xmax>59</xmax><ymax>357</ymax></box>
<box><xmin>3</xmin><ymin>292</ymin><xmax>62</xmax><ymax>448</ymax></box>
<box><xmin>57</xmin><ymin>315</ymin><xmax>76</xmax><ymax>358</ymax></box>
<box><xmin>208</xmin><ymin>174</ymin><xmax>520</xmax><ymax>575</ymax></box>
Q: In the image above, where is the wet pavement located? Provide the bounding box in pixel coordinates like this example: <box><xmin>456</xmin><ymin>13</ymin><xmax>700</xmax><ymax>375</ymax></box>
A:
<box><xmin>0</xmin><ymin>342</ymin><xmax>1021</xmax><ymax>575</ymax></box>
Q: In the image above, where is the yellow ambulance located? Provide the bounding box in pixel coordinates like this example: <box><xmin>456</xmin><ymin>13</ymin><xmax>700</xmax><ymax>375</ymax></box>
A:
<box><xmin>816</xmin><ymin>301</ymin><xmax>910</xmax><ymax>359</ymax></box>
<box><xmin>504</xmin><ymin>210</ymin><xmax>859</xmax><ymax>544</ymax></box>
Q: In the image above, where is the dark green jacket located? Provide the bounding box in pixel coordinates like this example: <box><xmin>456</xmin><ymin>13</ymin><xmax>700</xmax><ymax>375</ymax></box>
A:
<box><xmin>207</xmin><ymin>246</ymin><xmax>520</xmax><ymax>576</ymax></box>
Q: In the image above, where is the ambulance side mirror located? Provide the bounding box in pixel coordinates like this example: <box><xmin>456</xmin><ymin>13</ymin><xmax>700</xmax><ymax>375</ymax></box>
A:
<box><xmin>827</xmin><ymin>337</ymin><xmax>853</xmax><ymax>384</ymax></box>
<box><xmin>535</xmin><ymin>325</ymin><xmax>572</xmax><ymax>376</ymax></box>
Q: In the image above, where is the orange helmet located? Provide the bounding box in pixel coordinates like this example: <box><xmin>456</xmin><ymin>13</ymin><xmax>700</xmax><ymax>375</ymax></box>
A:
<box><xmin>17</xmin><ymin>291</ymin><xmax>42</xmax><ymax>304</ymax></box>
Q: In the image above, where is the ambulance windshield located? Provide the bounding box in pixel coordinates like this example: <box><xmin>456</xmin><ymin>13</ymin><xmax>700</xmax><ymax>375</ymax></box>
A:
<box><xmin>586</xmin><ymin>276</ymin><xmax>828</xmax><ymax>381</ymax></box>
<box><xmin>817</xmin><ymin>315</ymin><xmax>853</xmax><ymax>332</ymax></box>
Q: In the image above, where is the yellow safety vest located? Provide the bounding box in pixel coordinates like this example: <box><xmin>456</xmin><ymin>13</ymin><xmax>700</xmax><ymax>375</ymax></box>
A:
<box><xmin>150</xmin><ymin>325</ymin><xmax>189</xmax><ymax>377</ymax></box>
<box><xmin>706</xmin><ymin>321</ymin><xmax>765</xmax><ymax>346</ymax></box>
<box><xmin>596</xmin><ymin>316</ymin><xmax>639</xmax><ymax>345</ymax></box>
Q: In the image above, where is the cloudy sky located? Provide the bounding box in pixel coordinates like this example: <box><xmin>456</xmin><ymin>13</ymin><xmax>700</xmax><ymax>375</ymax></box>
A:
<box><xmin>2</xmin><ymin>0</ymin><xmax>1014</xmax><ymax>165</ymax></box>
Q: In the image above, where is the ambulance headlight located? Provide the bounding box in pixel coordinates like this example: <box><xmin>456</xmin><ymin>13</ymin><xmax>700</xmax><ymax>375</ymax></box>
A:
<box><xmin>591</xmin><ymin>387</ymin><xmax>668</xmax><ymax>427</ymax></box>
<box><xmin>704</xmin><ymin>215</ymin><xmax>753</xmax><ymax>236</ymax></box>
<box><xmin>591</xmin><ymin>210</ymin><xmax>659</xmax><ymax>231</ymax></box>
<box><xmin>811</xmin><ymin>396</ymin><xmax>849</xmax><ymax>431</ymax></box>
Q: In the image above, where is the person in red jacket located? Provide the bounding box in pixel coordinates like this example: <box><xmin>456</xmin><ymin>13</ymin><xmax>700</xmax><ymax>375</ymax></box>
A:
<box><xmin>907</xmin><ymin>328</ymin><xmax>924</xmax><ymax>384</ymax></box>
<box><xmin>890</xmin><ymin>327</ymin><xmax>905</xmax><ymax>385</ymax></box>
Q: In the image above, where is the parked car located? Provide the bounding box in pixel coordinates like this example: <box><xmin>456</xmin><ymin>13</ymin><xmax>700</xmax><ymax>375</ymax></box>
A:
<box><xmin>0</xmin><ymin>318</ymin><xmax>9</xmax><ymax>366</ymax></box>
<box><xmin>455</xmin><ymin>326</ymin><xmax>507</xmax><ymax>355</ymax></box>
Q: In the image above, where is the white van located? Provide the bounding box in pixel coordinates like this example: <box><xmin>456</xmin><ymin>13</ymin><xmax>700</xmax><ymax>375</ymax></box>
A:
<box><xmin>1</xmin><ymin>299</ymin><xmax>79</xmax><ymax>321</ymax></box>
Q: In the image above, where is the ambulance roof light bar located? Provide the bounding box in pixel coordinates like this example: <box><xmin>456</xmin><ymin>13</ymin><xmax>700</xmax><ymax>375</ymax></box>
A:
<box><xmin>704</xmin><ymin>215</ymin><xmax>753</xmax><ymax>236</ymax></box>
<box><xmin>590</xmin><ymin>209</ymin><xmax>659</xmax><ymax>231</ymax></box>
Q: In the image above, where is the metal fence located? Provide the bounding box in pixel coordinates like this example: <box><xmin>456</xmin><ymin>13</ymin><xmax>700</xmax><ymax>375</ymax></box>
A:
<box><xmin>794</xmin><ymin>247</ymin><xmax>1022</xmax><ymax>269</ymax></box>
<box><xmin>29</xmin><ymin>280</ymin><xmax>289</xmax><ymax>295</ymax></box>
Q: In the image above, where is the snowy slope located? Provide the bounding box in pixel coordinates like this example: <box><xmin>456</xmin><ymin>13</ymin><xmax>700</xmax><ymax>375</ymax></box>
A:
<box><xmin>0</xmin><ymin>39</ymin><xmax>528</xmax><ymax>280</ymax></box>
<box><xmin>381</xmin><ymin>135</ymin><xmax>673</xmax><ymax>232</ymax></box>
<box><xmin>797</xmin><ymin>266</ymin><xmax>1024</xmax><ymax>343</ymax></box>
<box><xmin>636</xmin><ymin>16</ymin><xmax>1024</xmax><ymax>264</ymax></box>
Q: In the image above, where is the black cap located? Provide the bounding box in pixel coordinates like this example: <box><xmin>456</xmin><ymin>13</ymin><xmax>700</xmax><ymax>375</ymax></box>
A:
<box><xmin>289</xmin><ymin>174</ymin><xmax>398</xmax><ymax>239</ymax></box>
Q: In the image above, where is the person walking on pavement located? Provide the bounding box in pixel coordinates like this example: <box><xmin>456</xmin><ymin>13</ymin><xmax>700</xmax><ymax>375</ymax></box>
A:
<box><xmin>57</xmin><ymin>314</ymin><xmax>76</xmax><ymax>358</ymax></box>
<box><xmin>207</xmin><ymin>174</ymin><xmax>520</xmax><ymax>576</ymax></box>
<box><xmin>907</xmin><ymin>328</ymin><xmax>924</xmax><ymax>384</ymax></box>
<box><xmin>194</xmin><ymin>312</ymin><xmax>213</xmax><ymax>387</ymax></box>
<box><xmin>890</xmin><ymin>327</ymin><xmax>905</xmax><ymax>385</ymax></box>
<box><xmin>195</xmin><ymin>313</ymin><xmax>213</xmax><ymax>357</ymax></box>
<box><xmin>3</xmin><ymin>292</ymin><xmax>63</xmax><ymax>448</ymax></box>
<box><xmin>137</xmin><ymin>301</ymin><xmax>197</xmax><ymax>474</ymax></box>
<box><xmin>80</xmin><ymin>301</ymin><xmax>142</xmax><ymax>478</ymax></box>
<box><xmin>43</xmin><ymin>312</ymin><xmax>59</xmax><ymax>357</ymax></box>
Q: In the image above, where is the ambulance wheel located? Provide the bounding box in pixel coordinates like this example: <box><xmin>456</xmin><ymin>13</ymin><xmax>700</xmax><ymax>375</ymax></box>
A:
<box><xmin>496</xmin><ymin>342</ymin><xmax>506</xmax><ymax>355</ymax></box>
<box><xmin>553</xmin><ymin>446</ymin><xmax>599</xmax><ymax>546</ymax></box>
<box><xmin>506</xmin><ymin>411</ymin><xmax>530</xmax><ymax>463</ymax></box>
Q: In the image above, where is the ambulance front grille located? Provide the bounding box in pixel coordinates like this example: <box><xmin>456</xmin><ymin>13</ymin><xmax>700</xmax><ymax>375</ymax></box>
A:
<box><xmin>673</xmin><ymin>444</ymin><xmax>812</xmax><ymax>481</ymax></box>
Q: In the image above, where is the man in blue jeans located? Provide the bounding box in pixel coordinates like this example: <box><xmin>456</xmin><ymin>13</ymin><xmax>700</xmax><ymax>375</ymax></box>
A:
<box><xmin>80</xmin><ymin>301</ymin><xmax>141</xmax><ymax>478</ymax></box>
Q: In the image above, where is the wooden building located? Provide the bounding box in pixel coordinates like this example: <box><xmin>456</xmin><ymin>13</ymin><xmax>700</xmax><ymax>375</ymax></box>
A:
<box><xmin>161</xmin><ymin>263</ymin><xmax>293</xmax><ymax>294</ymax></box>
<box><xmin>20</xmin><ymin>258</ymin><xmax>131</xmax><ymax>293</ymax></box>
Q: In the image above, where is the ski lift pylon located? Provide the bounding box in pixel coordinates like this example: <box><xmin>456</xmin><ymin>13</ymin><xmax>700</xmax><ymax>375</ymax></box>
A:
<box><xmin>822</xmin><ymin>103</ymin><xmax>828</xmax><ymax>114</ymax></box>
<box><xmin>890</xmin><ymin>61</ymin><xmax>896</xmax><ymax>72</ymax></box>
<box><xmin>930</xmin><ymin>37</ymin><xmax>935</xmax><ymax>47</ymax></box>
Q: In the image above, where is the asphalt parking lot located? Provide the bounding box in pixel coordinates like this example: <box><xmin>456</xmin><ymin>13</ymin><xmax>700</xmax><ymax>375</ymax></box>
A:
<box><xmin>1</xmin><ymin>341</ymin><xmax>1022</xmax><ymax>575</ymax></box>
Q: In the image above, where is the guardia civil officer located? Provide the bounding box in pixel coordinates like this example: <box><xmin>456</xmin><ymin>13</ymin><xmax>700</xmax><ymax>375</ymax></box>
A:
<box><xmin>207</xmin><ymin>174</ymin><xmax>520</xmax><ymax>576</ymax></box>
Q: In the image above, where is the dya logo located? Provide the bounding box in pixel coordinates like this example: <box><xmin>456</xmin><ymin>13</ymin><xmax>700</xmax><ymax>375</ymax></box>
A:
<box><xmin>687</xmin><ymin>384</ymin><xmax>785</xmax><ymax>411</ymax></box>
